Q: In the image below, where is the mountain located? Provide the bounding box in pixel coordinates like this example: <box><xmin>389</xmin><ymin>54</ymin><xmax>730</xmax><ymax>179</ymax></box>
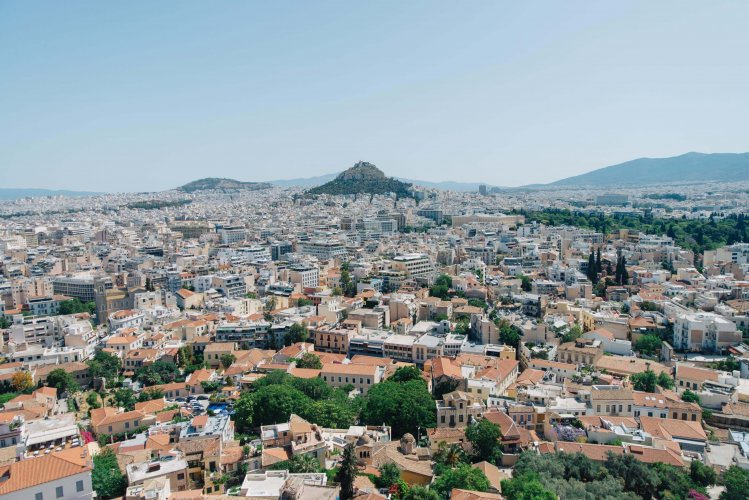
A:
<box><xmin>306</xmin><ymin>161</ymin><xmax>413</xmax><ymax>198</ymax></box>
<box><xmin>270</xmin><ymin>173</ymin><xmax>493</xmax><ymax>192</ymax></box>
<box><xmin>178</xmin><ymin>178</ymin><xmax>272</xmax><ymax>193</ymax></box>
<box><xmin>549</xmin><ymin>152</ymin><xmax>749</xmax><ymax>187</ymax></box>
<box><xmin>0</xmin><ymin>188</ymin><xmax>102</xmax><ymax>200</ymax></box>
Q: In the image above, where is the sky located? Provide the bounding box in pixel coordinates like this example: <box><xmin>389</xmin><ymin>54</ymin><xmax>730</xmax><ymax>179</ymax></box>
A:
<box><xmin>1</xmin><ymin>1</ymin><xmax>748</xmax><ymax>192</ymax></box>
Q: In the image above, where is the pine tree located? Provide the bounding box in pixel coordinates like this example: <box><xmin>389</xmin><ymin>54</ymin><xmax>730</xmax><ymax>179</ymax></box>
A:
<box><xmin>595</xmin><ymin>247</ymin><xmax>602</xmax><ymax>274</ymax></box>
<box><xmin>336</xmin><ymin>443</ymin><xmax>357</xmax><ymax>500</ymax></box>
<box><xmin>587</xmin><ymin>251</ymin><xmax>596</xmax><ymax>283</ymax></box>
<box><xmin>621</xmin><ymin>256</ymin><xmax>628</xmax><ymax>285</ymax></box>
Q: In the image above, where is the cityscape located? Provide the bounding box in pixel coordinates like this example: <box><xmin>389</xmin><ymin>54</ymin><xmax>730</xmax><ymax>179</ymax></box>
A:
<box><xmin>2</xmin><ymin>2</ymin><xmax>749</xmax><ymax>500</ymax></box>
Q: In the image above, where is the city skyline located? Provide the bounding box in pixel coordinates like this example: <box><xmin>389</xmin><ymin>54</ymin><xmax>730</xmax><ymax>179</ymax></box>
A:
<box><xmin>2</xmin><ymin>1</ymin><xmax>749</xmax><ymax>191</ymax></box>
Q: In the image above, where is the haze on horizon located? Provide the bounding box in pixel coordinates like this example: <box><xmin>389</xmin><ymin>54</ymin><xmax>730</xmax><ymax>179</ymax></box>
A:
<box><xmin>1</xmin><ymin>1</ymin><xmax>748</xmax><ymax>192</ymax></box>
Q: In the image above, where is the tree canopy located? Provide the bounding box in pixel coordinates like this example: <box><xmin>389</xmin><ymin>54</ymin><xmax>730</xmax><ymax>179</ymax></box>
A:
<box><xmin>93</xmin><ymin>448</ymin><xmax>127</xmax><ymax>499</ymax></box>
<box><xmin>361</xmin><ymin>372</ymin><xmax>435</xmax><ymax>437</ymax></box>
<box><xmin>46</xmin><ymin>368</ymin><xmax>79</xmax><ymax>394</ymax></box>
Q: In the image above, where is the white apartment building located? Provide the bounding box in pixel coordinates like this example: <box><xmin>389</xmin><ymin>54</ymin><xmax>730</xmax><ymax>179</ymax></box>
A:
<box><xmin>288</xmin><ymin>265</ymin><xmax>319</xmax><ymax>289</ymax></box>
<box><xmin>299</xmin><ymin>240</ymin><xmax>347</xmax><ymax>260</ymax></box>
<box><xmin>672</xmin><ymin>312</ymin><xmax>741</xmax><ymax>352</ymax></box>
<box><xmin>391</xmin><ymin>254</ymin><xmax>433</xmax><ymax>278</ymax></box>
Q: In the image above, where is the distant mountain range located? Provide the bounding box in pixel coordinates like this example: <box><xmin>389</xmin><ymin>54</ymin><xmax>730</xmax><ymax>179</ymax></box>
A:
<box><xmin>546</xmin><ymin>152</ymin><xmax>749</xmax><ymax>187</ymax></box>
<box><xmin>178</xmin><ymin>178</ymin><xmax>272</xmax><ymax>193</ymax></box>
<box><xmin>306</xmin><ymin>161</ymin><xmax>414</xmax><ymax>198</ymax></box>
<box><xmin>0</xmin><ymin>188</ymin><xmax>102</xmax><ymax>200</ymax></box>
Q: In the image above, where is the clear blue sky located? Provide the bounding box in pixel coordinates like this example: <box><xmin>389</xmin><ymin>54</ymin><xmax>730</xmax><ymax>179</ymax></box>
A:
<box><xmin>1</xmin><ymin>1</ymin><xmax>748</xmax><ymax>192</ymax></box>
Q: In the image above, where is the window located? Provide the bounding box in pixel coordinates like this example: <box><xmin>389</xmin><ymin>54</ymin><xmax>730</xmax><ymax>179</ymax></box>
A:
<box><xmin>125</xmin><ymin>422</ymin><xmax>130</xmax><ymax>429</ymax></box>
<box><xmin>36</xmin><ymin>493</ymin><xmax>43</xmax><ymax>500</ymax></box>
<box><xmin>76</xmin><ymin>480</ymin><xmax>84</xmax><ymax>492</ymax></box>
<box><xmin>56</xmin><ymin>486</ymin><xmax>64</xmax><ymax>498</ymax></box>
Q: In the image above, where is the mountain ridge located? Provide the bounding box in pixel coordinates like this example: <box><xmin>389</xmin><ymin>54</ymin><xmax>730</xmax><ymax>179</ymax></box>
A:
<box><xmin>178</xmin><ymin>178</ymin><xmax>272</xmax><ymax>193</ymax></box>
<box><xmin>546</xmin><ymin>152</ymin><xmax>749</xmax><ymax>187</ymax></box>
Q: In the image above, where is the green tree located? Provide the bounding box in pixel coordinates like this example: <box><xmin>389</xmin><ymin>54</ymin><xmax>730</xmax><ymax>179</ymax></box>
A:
<box><xmin>561</xmin><ymin>323</ymin><xmax>584</xmax><ymax>344</ymax></box>
<box><xmin>135</xmin><ymin>361</ymin><xmax>179</xmax><ymax>386</ymax></box>
<box><xmin>657</xmin><ymin>371</ymin><xmax>674</xmax><ymax>390</ymax></box>
<box><xmin>220</xmin><ymin>353</ymin><xmax>236</xmax><ymax>369</ymax></box>
<box><xmin>92</xmin><ymin>448</ymin><xmax>127</xmax><ymax>499</ymax></box>
<box><xmin>689</xmin><ymin>460</ymin><xmax>716</xmax><ymax>488</ymax></box>
<box><xmin>389</xmin><ymin>365</ymin><xmax>422</xmax><ymax>383</ymax></box>
<box><xmin>433</xmin><ymin>464</ymin><xmax>489</xmax><ymax>498</ymax></box>
<box><xmin>604</xmin><ymin>453</ymin><xmax>660</xmax><ymax>499</ymax></box>
<box><xmin>362</xmin><ymin>377</ymin><xmax>435</xmax><ymax>437</ymax></box>
<box><xmin>296</xmin><ymin>352</ymin><xmax>322</xmax><ymax>369</ymax></box>
<box><xmin>400</xmin><ymin>485</ymin><xmax>440</xmax><ymax>500</ymax></box>
<box><xmin>340</xmin><ymin>262</ymin><xmax>356</xmax><ymax>298</ymax></box>
<box><xmin>429</xmin><ymin>274</ymin><xmax>452</xmax><ymax>300</ymax></box>
<box><xmin>335</xmin><ymin>443</ymin><xmax>357</xmax><ymax>500</ymax></box>
<box><xmin>86</xmin><ymin>391</ymin><xmax>101</xmax><ymax>409</ymax></box>
<box><xmin>630</xmin><ymin>369</ymin><xmax>658</xmax><ymax>392</ymax></box>
<box><xmin>465</xmin><ymin>419</ymin><xmax>502</xmax><ymax>464</ymax></box>
<box><xmin>46</xmin><ymin>368</ymin><xmax>80</xmax><ymax>394</ymax></box>
<box><xmin>720</xmin><ymin>465</ymin><xmax>749</xmax><ymax>500</ymax></box>
<box><xmin>519</xmin><ymin>274</ymin><xmax>532</xmax><ymax>292</ymax></box>
<box><xmin>138</xmin><ymin>388</ymin><xmax>164</xmax><ymax>402</ymax></box>
<box><xmin>87</xmin><ymin>350</ymin><xmax>121</xmax><ymax>382</ymax></box>
<box><xmin>682</xmin><ymin>390</ymin><xmax>701</xmax><ymax>404</ymax></box>
<box><xmin>283</xmin><ymin>453</ymin><xmax>323</xmax><ymax>473</ymax></box>
<box><xmin>59</xmin><ymin>298</ymin><xmax>97</xmax><ymax>316</ymax></box>
<box><xmin>233</xmin><ymin>393</ymin><xmax>254</xmax><ymax>433</ymax></box>
<box><xmin>501</xmin><ymin>472</ymin><xmax>556</xmax><ymax>500</ymax></box>
<box><xmin>432</xmin><ymin>442</ymin><xmax>468</xmax><ymax>472</ymax></box>
<box><xmin>248</xmin><ymin>384</ymin><xmax>310</xmax><ymax>427</ymax></box>
<box><xmin>635</xmin><ymin>335</ymin><xmax>662</xmax><ymax>355</ymax></box>
<box><xmin>375</xmin><ymin>462</ymin><xmax>401</xmax><ymax>490</ymax></box>
<box><xmin>113</xmin><ymin>388</ymin><xmax>137</xmax><ymax>411</ymax></box>
<box><xmin>286</xmin><ymin>323</ymin><xmax>309</xmax><ymax>345</ymax></box>
<box><xmin>496</xmin><ymin>319</ymin><xmax>521</xmax><ymax>348</ymax></box>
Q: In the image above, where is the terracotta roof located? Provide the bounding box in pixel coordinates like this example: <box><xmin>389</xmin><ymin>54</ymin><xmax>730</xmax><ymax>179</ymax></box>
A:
<box><xmin>288</xmin><ymin>368</ymin><xmax>322</xmax><ymax>379</ymax></box>
<box><xmin>350</xmin><ymin>355</ymin><xmax>393</xmax><ymax>366</ymax></box>
<box><xmin>639</xmin><ymin>416</ymin><xmax>707</xmax><ymax>442</ymax></box>
<box><xmin>553</xmin><ymin>442</ymin><xmax>625</xmax><ymax>462</ymax></box>
<box><xmin>320</xmin><ymin>363</ymin><xmax>376</xmax><ymax>377</ymax></box>
<box><xmin>675</xmin><ymin>364</ymin><xmax>719</xmax><ymax>383</ymax></box>
<box><xmin>0</xmin><ymin>448</ymin><xmax>91</xmax><ymax>494</ymax></box>
<box><xmin>451</xmin><ymin>489</ymin><xmax>503</xmax><ymax>500</ymax></box>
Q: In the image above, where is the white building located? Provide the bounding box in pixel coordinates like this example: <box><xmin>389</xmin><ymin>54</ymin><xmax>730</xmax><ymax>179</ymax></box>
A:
<box><xmin>672</xmin><ymin>312</ymin><xmax>741</xmax><ymax>352</ymax></box>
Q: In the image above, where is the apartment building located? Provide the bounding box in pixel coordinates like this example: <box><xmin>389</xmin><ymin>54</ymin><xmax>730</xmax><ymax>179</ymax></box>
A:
<box><xmin>299</xmin><ymin>240</ymin><xmax>347</xmax><ymax>260</ymax></box>
<box><xmin>391</xmin><ymin>254</ymin><xmax>433</xmax><ymax>278</ymax></box>
<box><xmin>288</xmin><ymin>265</ymin><xmax>319</xmax><ymax>289</ymax></box>
<box><xmin>672</xmin><ymin>312</ymin><xmax>741</xmax><ymax>352</ymax></box>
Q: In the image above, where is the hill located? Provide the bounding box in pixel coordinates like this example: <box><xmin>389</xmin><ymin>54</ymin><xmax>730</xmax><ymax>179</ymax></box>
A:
<box><xmin>271</xmin><ymin>173</ymin><xmax>495</xmax><ymax>192</ymax></box>
<box><xmin>178</xmin><ymin>178</ymin><xmax>272</xmax><ymax>193</ymax></box>
<box><xmin>0</xmin><ymin>188</ymin><xmax>102</xmax><ymax>200</ymax></box>
<box><xmin>306</xmin><ymin>162</ymin><xmax>413</xmax><ymax>198</ymax></box>
<box><xmin>549</xmin><ymin>152</ymin><xmax>749</xmax><ymax>187</ymax></box>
